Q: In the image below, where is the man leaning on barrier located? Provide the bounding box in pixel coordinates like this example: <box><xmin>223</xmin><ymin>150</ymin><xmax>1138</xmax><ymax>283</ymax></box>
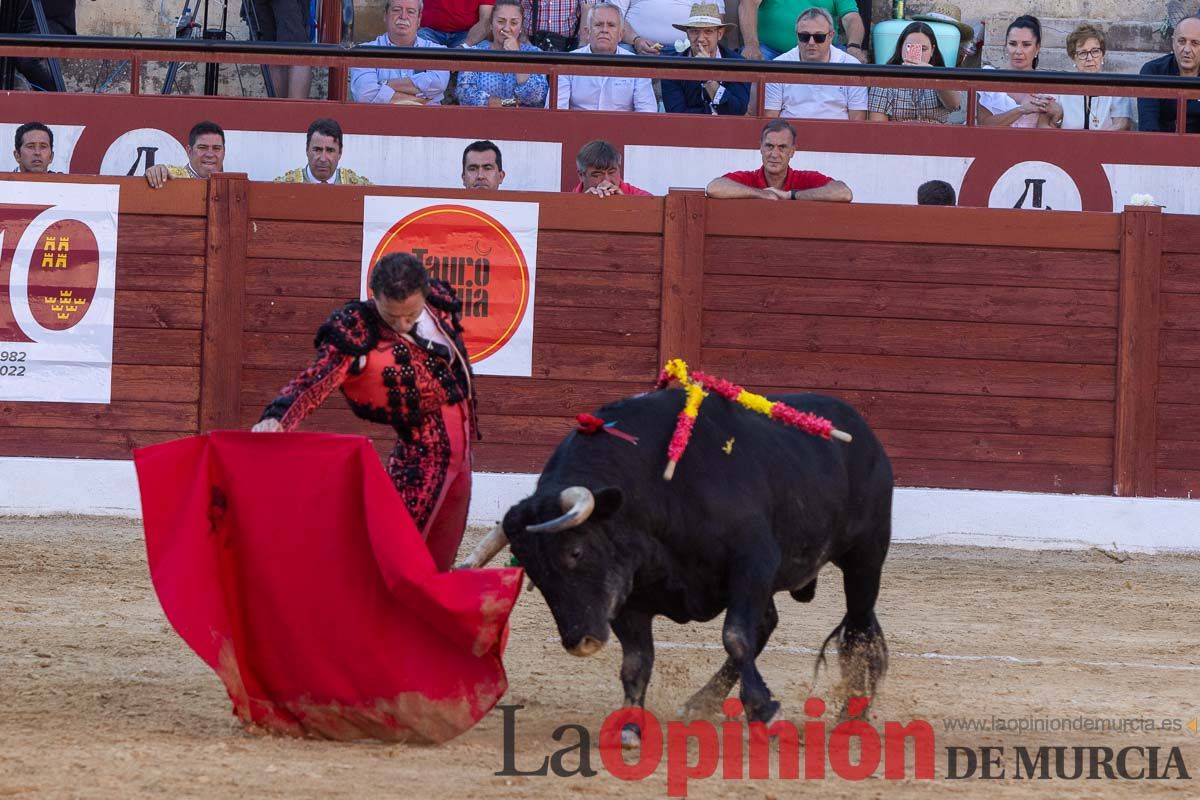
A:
<box><xmin>350</xmin><ymin>0</ymin><xmax>451</xmax><ymax>105</ymax></box>
<box><xmin>571</xmin><ymin>139</ymin><xmax>651</xmax><ymax>196</ymax></box>
<box><xmin>275</xmin><ymin>118</ymin><xmax>373</xmax><ymax>185</ymax></box>
<box><xmin>144</xmin><ymin>121</ymin><xmax>225</xmax><ymax>189</ymax></box>
<box><xmin>706</xmin><ymin>119</ymin><xmax>851</xmax><ymax>202</ymax></box>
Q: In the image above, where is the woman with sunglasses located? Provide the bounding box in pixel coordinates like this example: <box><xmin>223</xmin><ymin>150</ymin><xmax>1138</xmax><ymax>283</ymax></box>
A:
<box><xmin>867</xmin><ymin>21</ymin><xmax>960</xmax><ymax>123</ymax></box>
<box><xmin>1046</xmin><ymin>23</ymin><xmax>1133</xmax><ymax>130</ymax></box>
<box><xmin>977</xmin><ymin>15</ymin><xmax>1062</xmax><ymax>127</ymax></box>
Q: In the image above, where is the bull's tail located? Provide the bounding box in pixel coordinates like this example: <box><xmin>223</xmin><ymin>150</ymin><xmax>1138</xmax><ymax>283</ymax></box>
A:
<box><xmin>811</xmin><ymin>620</ymin><xmax>845</xmax><ymax>689</ymax></box>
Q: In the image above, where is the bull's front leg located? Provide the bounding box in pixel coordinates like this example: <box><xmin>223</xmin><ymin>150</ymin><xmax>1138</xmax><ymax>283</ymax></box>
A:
<box><xmin>723</xmin><ymin>552</ymin><xmax>781</xmax><ymax>724</ymax></box>
<box><xmin>611</xmin><ymin>607</ymin><xmax>654</xmax><ymax>749</ymax></box>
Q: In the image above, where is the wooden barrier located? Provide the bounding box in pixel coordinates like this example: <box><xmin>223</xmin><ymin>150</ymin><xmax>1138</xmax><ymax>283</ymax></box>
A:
<box><xmin>2</xmin><ymin>174</ymin><xmax>1194</xmax><ymax>499</ymax></box>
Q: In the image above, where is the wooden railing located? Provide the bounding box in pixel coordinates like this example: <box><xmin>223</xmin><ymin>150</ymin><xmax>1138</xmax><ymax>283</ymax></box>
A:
<box><xmin>3</xmin><ymin>173</ymin><xmax>1197</xmax><ymax>498</ymax></box>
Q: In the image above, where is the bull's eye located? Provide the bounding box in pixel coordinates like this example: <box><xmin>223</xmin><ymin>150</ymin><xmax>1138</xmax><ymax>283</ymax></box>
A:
<box><xmin>564</xmin><ymin>544</ymin><xmax>584</xmax><ymax>569</ymax></box>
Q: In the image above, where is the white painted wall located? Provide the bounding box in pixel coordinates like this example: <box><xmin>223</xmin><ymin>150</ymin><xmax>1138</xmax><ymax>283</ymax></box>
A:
<box><xmin>3</xmin><ymin>456</ymin><xmax>1198</xmax><ymax>552</ymax></box>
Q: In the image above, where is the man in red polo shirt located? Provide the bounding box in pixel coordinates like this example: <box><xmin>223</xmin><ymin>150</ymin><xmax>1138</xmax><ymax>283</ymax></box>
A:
<box><xmin>571</xmin><ymin>139</ymin><xmax>653</xmax><ymax>197</ymax></box>
<box><xmin>706</xmin><ymin>118</ymin><xmax>852</xmax><ymax>201</ymax></box>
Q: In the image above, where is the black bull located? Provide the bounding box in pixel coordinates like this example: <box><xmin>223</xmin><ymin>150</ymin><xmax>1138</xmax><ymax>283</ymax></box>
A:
<box><xmin>460</xmin><ymin>389</ymin><xmax>893</xmax><ymax>735</ymax></box>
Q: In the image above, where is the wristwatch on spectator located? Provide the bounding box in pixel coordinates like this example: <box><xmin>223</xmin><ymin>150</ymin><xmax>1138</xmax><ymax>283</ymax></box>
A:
<box><xmin>501</xmin><ymin>97</ymin><xmax>518</xmax><ymax>107</ymax></box>
<box><xmin>846</xmin><ymin>43</ymin><xmax>863</xmax><ymax>52</ymax></box>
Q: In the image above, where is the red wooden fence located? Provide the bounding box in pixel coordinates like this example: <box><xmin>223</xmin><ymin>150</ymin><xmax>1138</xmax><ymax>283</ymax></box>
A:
<box><xmin>2</xmin><ymin>174</ymin><xmax>1193</xmax><ymax>498</ymax></box>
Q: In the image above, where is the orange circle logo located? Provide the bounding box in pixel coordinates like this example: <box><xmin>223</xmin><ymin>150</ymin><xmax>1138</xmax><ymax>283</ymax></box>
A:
<box><xmin>369</xmin><ymin>204</ymin><xmax>530</xmax><ymax>363</ymax></box>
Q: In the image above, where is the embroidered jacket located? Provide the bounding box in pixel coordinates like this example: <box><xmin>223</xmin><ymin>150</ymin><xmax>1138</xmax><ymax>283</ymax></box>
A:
<box><xmin>273</xmin><ymin>166</ymin><xmax>375</xmax><ymax>185</ymax></box>
<box><xmin>260</xmin><ymin>281</ymin><xmax>479</xmax><ymax>441</ymax></box>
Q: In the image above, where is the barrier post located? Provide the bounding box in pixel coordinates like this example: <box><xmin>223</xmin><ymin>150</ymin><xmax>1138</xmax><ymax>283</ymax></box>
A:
<box><xmin>199</xmin><ymin>172</ymin><xmax>250</xmax><ymax>432</ymax></box>
<box><xmin>1113</xmin><ymin>205</ymin><xmax>1163</xmax><ymax>496</ymax></box>
<box><xmin>659</xmin><ymin>189</ymin><xmax>706</xmax><ymax>368</ymax></box>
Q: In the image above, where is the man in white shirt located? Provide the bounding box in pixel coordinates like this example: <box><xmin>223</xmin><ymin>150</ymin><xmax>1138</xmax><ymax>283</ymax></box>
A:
<box><xmin>350</xmin><ymin>0</ymin><xmax>451</xmax><ymax>105</ymax></box>
<box><xmin>557</xmin><ymin>2</ymin><xmax>657</xmax><ymax>112</ymax></box>
<box><xmin>764</xmin><ymin>7</ymin><xmax>867</xmax><ymax>120</ymax></box>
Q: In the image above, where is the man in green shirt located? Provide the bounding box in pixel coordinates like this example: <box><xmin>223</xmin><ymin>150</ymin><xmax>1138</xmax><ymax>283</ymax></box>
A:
<box><xmin>739</xmin><ymin>0</ymin><xmax>866</xmax><ymax>61</ymax></box>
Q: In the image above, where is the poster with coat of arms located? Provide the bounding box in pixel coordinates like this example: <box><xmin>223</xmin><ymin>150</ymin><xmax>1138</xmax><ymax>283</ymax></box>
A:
<box><xmin>0</xmin><ymin>183</ymin><xmax>119</xmax><ymax>403</ymax></box>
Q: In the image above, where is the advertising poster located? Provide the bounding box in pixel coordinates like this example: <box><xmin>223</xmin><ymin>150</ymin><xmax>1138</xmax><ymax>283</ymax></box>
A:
<box><xmin>361</xmin><ymin>197</ymin><xmax>538</xmax><ymax>377</ymax></box>
<box><xmin>0</xmin><ymin>182</ymin><xmax>119</xmax><ymax>403</ymax></box>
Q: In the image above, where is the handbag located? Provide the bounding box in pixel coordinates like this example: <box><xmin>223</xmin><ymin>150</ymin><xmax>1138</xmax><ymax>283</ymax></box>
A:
<box><xmin>528</xmin><ymin>0</ymin><xmax>578</xmax><ymax>52</ymax></box>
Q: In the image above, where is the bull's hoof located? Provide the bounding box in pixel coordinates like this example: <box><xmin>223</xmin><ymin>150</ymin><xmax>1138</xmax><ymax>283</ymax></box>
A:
<box><xmin>678</xmin><ymin>693</ymin><xmax>724</xmax><ymax>721</ymax></box>
<box><xmin>568</xmin><ymin>635</ymin><xmax>605</xmax><ymax>657</ymax></box>
<box><xmin>621</xmin><ymin>724</ymin><xmax>641</xmax><ymax>749</ymax></box>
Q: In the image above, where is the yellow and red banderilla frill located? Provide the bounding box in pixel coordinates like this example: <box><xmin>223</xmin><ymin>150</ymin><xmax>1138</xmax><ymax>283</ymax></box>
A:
<box><xmin>654</xmin><ymin>358</ymin><xmax>852</xmax><ymax>480</ymax></box>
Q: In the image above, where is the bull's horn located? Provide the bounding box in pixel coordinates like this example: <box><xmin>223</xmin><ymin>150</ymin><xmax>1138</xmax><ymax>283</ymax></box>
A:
<box><xmin>455</xmin><ymin>522</ymin><xmax>508</xmax><ymax>569</ymax></box>
<box><xmin>526</xmin><ymin>486</ymin><xmax>595</xmax><ymax>533</ymax></box>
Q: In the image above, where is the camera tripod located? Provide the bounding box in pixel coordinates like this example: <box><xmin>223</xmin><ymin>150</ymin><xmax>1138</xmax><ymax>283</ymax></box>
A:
<box><xmin>162</xmin><ymin>0</ymin><xmax>275</xmax><ymax>97</ymax></box>
<box><xmin>0</xmin><ymin>0</ymin><xmax>67</xmax><ymax>92</ymax></box>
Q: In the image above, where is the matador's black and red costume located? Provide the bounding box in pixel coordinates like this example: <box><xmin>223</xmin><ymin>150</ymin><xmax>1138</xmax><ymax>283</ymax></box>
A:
<box><xmin>258</xmin><ymin>280</ymin><xmax>479</xmax><ymax>570</ymax></box>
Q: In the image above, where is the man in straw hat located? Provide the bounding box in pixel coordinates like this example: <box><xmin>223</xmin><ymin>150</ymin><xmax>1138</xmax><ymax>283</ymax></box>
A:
<box><xmin>618</xmin><ymin>0</ymin><xmax>732</xmax><ymax>50</ymax></box>
<box><xmin>661</xmin><ymin>3</ymin><xmax>750</xmax><ymax>114</ymax></box>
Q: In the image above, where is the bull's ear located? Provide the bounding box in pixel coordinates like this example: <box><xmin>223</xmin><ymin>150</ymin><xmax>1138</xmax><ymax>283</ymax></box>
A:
<box><xmin>592</xmin><ymin>486</ymin><xmax>623</xmax><ymax>520</ymax></box>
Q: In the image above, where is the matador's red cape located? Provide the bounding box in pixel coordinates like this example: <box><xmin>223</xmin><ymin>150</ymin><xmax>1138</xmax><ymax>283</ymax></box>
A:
<box><xmin>134</xmin><ymin>431</ymin><xmax>522</xmax><ymax>743</ymax></box>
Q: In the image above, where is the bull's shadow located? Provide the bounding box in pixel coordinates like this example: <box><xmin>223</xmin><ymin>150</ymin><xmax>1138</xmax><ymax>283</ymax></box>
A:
<box><xmin>460</xmin><ymin>388</ymin><xmax>892</xmax><ymax>745</ymax></box>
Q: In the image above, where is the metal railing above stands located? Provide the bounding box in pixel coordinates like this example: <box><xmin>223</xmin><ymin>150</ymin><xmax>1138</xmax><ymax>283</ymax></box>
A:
<box><xmin>1</xmin><ymin>33</ymin><xmax>1197</xmax><ymax>132</ymax></box>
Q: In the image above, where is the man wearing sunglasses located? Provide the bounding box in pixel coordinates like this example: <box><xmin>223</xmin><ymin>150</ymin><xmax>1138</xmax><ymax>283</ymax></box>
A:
<box><xmin>740</xmin><ymin>0</ymin><xmax>865</xmax><ymax>62</ymax></box>
<box><xmin>764</xmin><ymin>7</ymin><xmax>868</xmax><ymax>120</ymax></box>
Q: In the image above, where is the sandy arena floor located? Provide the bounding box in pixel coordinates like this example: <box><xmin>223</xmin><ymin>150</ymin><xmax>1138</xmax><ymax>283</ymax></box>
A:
<box><xmin>1</xmin><ymin>516</ymin><xmax>1198</xmax><ymax>799</ymax></box>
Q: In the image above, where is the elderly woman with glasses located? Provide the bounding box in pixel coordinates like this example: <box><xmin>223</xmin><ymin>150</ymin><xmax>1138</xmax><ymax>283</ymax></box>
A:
<box><xmin>1045</xmin><ymin>23</ymin><xmax>1134</xmax><ymax>130</ymax></box>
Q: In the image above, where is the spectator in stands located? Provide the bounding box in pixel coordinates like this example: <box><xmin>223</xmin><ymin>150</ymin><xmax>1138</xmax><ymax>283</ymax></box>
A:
<box><xmin>977</xmin><ymin>15</ymin><xmax>1063</xmax><ymax>128</ymax></box>
<box><xmin>247</xmin><ymin>0</ymin><xmax>313</xmax><ymax>98</ymax></box>
<box><xmin>740</xmin><ymin>0</ymin><xmax>866</xmax><ymax>62</ymax></box>
<box><xmin>456</xmin><ymin>0</ymin><xmax>548</xmax><ymax>106</ymax></box>
<box><xmin>1138</xmin><ymin>16</ymin><xmax>1200</xmax><ymax>132</ymax></box>
<box><xmin>764</xmin><ymin>8</ymin><xmax>867</xmax><ymax>120</ymax></box>
<box><xmin>558</xmin><ymin>4</ymin><xmax>657</xmax><ymax>111</ymax></box>
<box><xmin>274</xmin><ymin>118</ymin><xmax>374</xmax><ymax>185</ymax></box>
<box><xmin>12</xmin><ymin>122</ymin><xmax>56</xmax><ymax>173</ymax></box>
<box><xmin>572</xmin><ymin>139</ymin><xmax>652</xmax><ymax>195</ymax></box>
<box><xmin>617</xmin><ymin>0</ymin><xmax>728</xmax><ymax>51</ymax></box>
<box><xmin>868</xmin><ymin>21</ymin><xmax>960</xmax><ymax>123</ymax></box>
<box><xmin>917</xmin><ymin>179</ymin><xmax>956</xmax><ymax>205</ymax></box>
<box><xmin>706</xmin><ymin>118</ymin><xmax>852</xmax><ymax>201</ymax></box>
<box><xmin>661</xmin><ymin>3</ymin><xmax>749</xmax><ymax>115</ymax></box>
<box><xmin>1048</xmin><ymin>23</ymin><xmax>1133</xmax><ymax>131</ymax></box>
<box><xmin>523</xmin><ymin>0</ymin><xmax>582</xmax><ymax>52</ymax></box>
<box><xmin>461</xmin><ymin>140</ymin><xmax>506</xmax><ymax>189</ymax></box>
<box><xmin>144</xmin><ymin>121</ymin><xmax>225</xmax><ymax>189</ymax></box>
<box><xmin>419</xmin><ymin>0</ymin><xmax>495</xmax><ymax>47</ymax></box>
<box><xmin>13</xmin><ymin>0</ymin><xmax>79</xmax><ymax>92</ymax></box>
<box><xmin>351</xmin><ymin>0</ymin><xmax>451</xmax><ymax>104</ymax></box>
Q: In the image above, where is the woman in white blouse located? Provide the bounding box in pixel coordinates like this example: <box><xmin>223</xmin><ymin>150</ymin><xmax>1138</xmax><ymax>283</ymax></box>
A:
<box><xmin>1046</xmin><ymin>23</ymin><xmax>1134</xmax><ymax>130</ymax></box>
